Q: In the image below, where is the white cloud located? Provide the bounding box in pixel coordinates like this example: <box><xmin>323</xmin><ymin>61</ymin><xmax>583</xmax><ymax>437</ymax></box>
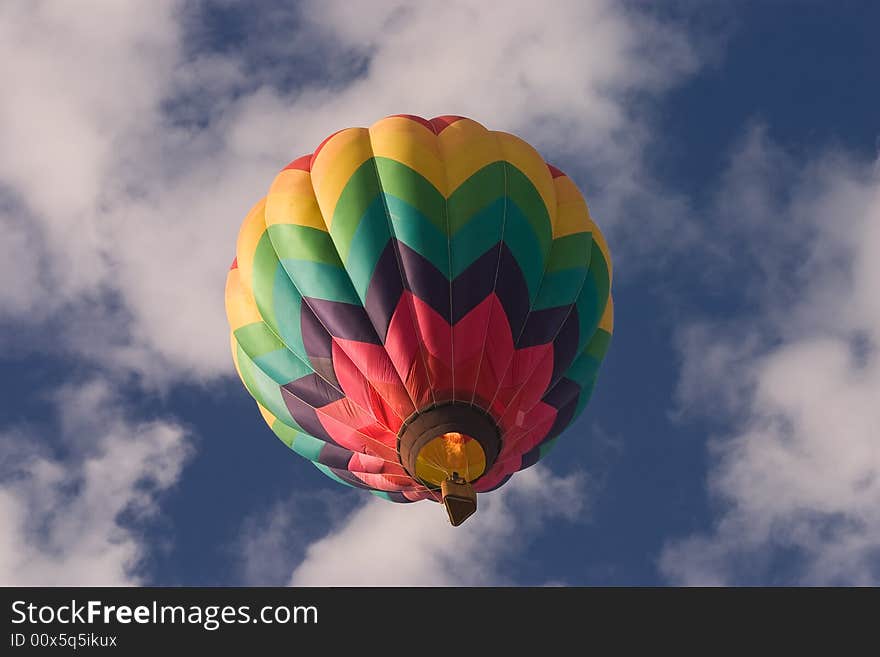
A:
<box><xmin>0</xmin><ymin>2</ymin><xmax>179</xmax><ymax>304</ymax></box>
<box><xmin>661</xmin><ymin>130</ymin><xmax>880</xmax><ymax>585</ymax></box>
<box><xmin>234</xmin><ymin>489</ymin><xmax>353</xmax><ymax>586</ymax></box>
<box><xmin>0</xmin><ymin>380</ymin><xmax>193</xmax><ymax>585</ymax></box>
<box><xmin>0</xmin><ymin>0</ymin><xmax>698</xmax><ymax>385</ymax></box>
<box><xmin>286</xmin><ymin>465</ymin><xmax>584</xmax><ymax>586</ymax></box>
<box><xmin>292</xmin><ymin>0</ymin><xmax>695</xmax><ymax>147</ymax></box>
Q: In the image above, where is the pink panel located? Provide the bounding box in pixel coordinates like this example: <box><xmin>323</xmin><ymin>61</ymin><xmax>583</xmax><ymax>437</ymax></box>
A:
<box><xmin>383</xmin><ymin>294</ymin><xmax>435</xmax><ymax>409</ymax></box>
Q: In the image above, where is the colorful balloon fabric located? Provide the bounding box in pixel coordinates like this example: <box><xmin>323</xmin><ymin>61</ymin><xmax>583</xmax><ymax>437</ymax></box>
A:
<box><xmin>225</xmin><ymin>114</ymin><xmax>613</xmax><ymax>505</ymax></box>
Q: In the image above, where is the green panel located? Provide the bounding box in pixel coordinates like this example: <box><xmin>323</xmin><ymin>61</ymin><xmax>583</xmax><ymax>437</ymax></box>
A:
<box><xmin>234</xmin><ymin>321</ymin><xmax>316</xmax><ymax>402</ymax></box>
<box><xmin>447</xmin><ymin>161</ymin><xmax>506</xmax><ymax>235</ymax></box>
<box><xmin>280</xmin><ymin>259</ymin><xmax>361</xmax><ymax>305</ymax></box>
<box><xmin>586</xmin><ymin>328</ymin><xmax>612</xmax><ymax>361</ymax></box>
<box><xmin>374</xmin><ymin>157</ymin><xmax>446</xmax><ymax>234</ymax></box>
<box><xmin>450</xmin><ymin>197</ymin><xmax>506</xmax><ymax>278</ymax></box>
<box><xmin>324</xmin><ymin>160</ymin><xmax>554</xmax><ymax>300</ymax></box>
<box><xmin>574</xmin><ymin>281</ymin><xmax>600</xmax><ymax>350</ymax></box>
<box><xmin>386</xmin><ymin>194</ymin><xmax>449</xmax><ymax>275</ymax></box>
<box><xmin>562</xmin><ymin>328</ymin><xmax>612</xmax><ymax>388</ymax></box>
<box><xmin>289</xmin><ymin>430</ymin><xmax>326</xmax><ymax>462</ymax></box>
<box><xmin>565</xmin><ymin>349</ymin><xmax>601</xmax><ymax>388</ymax></box>
<box><xmin>446</xmin><ymin>162</ymin><xmax>553</xmax><ymax>301</ymax></box>
<box><xmin>250</xmin><ymin>232</ymin><xmax>281</xmax><ymax>331</ymax></box>
<box><xmin>447</xmin><ymin>193</ymin><xmax>549</xmax><ymax>299</ymax></box>
<box><xmin>502</xmin><ymin>201</ymin><xmax>548</xmax><ymax>301</ymax></box>
<box><xmin>233</xmin><ymin>321</ymin><xmax>284</xmax><ymax>359</ymax></box>
<box><xmin>505</xmin><ymin>166</ymin><xmax>553</xmax><ymax>257</ymax></box>
<box><xmin>574</xmin><ymin>242</ymin><xmax>611</xmax><ymax>352</ymax></box>
<box><xmin>544</xmin><ymin>327</ymin><xmax>612</xmax><ymax>444</ymax></box>
<box><xmin>532</xmin><ymin>268</ymin><xmax>586</xmax><ymax>310</ymax></box>
<box><xmin>267</xmin><ymin>408</ymin><xmax>334</xmax><ymax>462</ymax></box>
<box><xmin>253</xmin><ymin>348</ymin><xmax>313</xmax><ymax>385</ymax></box>
<box><xmin>330</xmin><ymin>160</ymin><xmax>383</xmax><ymax>263</ymax></box>
<box><xmin>271</xmin><ymin>266</ymin><xmax>307</xmax><ymax>358</ymax></box>
<box><xmin>538</xmin><ymin>437</ymin><xmax>559</xmax><ymax>460</ymax></box>
<box><xmin>251</xmin><ymin>232</ymin><xmax>314</xmax><ymax>364</ymax></box>
<box><xmin>574</xmin><ymin>378</ymin><xmax>598</xmax><ymax>417</ymax></box>
<box><xmin>268</xmin><ymin>224</ymin><xmax>341</xmax><ymax>266</ymax></box>
<box><xmin>267</xmin><ymin>417</ymin><xmax>298</xmax><ymax>448</ymax></box>
<box><xmin>546</xmin><ymin>232</ymin><xmax>592</xmax><ymax>272</ymax></box>
<box><xmin>235</xmin><ymin>343</ymin><xmax>300</xmax><ymax>430</ymax></box>
<box><xmin>344</xmin><ymin>195</ymin><xmax>392</xmax><ymax>301</ymax></box>
<box><xmin>313</xmin><ymin>463</ymin><xmax>357</xmax><ymax>489</ymax></box>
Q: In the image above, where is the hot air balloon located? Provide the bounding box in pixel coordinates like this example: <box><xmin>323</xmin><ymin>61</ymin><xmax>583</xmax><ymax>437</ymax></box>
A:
<box><xmin>225</xmin><ymin>115</ymin><xmax>612</xmax><ymax>525</ymax></box>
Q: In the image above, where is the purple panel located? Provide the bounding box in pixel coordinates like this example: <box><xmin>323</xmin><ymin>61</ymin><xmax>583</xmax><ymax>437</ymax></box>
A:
<box><xmin>363</xmin><ymin>241</ymin><xmax>405</xmax><ymax>340</ymax></box>
<box><xmin>549</xmin><ymin>312</ymin><xmax>580</xmax><ymax>386</ymax></box>
<box><xmin>519</xmin><ymin>305</ymin><xmax>573</xmax><ymax>347</ymax></box>
<box><xmin>283</xmin><ymin>373</ymin><xmax>345</xmax><ymax>408</ymax></box>
<box><xmin>304</xmin><ymin>297</ymin><xmax>381</xmax><ymax>344</ymax></box>
<box><xmin>396</xmin><ymin>240</ymin><xmax>450</xmax><ymax>320</ymax></box>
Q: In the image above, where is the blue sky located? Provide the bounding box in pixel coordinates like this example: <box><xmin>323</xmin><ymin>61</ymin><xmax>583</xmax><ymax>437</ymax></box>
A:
<box><xmin>1</xmin><ymin>1</ymin><xmax>878</xmax><ymax>586</ymax></box>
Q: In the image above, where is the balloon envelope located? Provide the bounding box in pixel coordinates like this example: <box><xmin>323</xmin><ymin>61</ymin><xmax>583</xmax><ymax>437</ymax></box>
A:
<box><xmin>226</xmin><ymin>114</ymin><xmax>612</xmax><ymax>508</ymax></box>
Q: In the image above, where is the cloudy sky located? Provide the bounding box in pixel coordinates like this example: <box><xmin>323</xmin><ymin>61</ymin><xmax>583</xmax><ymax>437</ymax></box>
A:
<box><xmin>1</xmin><ymin>1</ymin><xmax>878</xmax><ymax>586</ymax></box>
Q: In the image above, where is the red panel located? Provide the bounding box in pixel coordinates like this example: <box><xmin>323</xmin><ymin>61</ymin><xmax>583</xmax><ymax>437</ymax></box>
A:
<box><xmin>331</xmin><ymin>341</ymin><xmax>378</xmax><ymax>420</ymax></box>
<box><xmin>498</xmin><ymin>401</ymin><xmax>556</xmax><ymax>460</ymax></box>
<box><xmin>429</xmin><ymin>115</ymin><xmax>468</xmax><ymax>133</ymax></box>
<box><xmin>472</xmin><ymin>295</ymin><xmax>515</xmax><ymax>409</ymax></box>
<box><xmin>453</xmin><ymin>296</ymin><xmax>500</xmax><ymax>405</ymax></box>
<box><xmin>407</xmin><ymin>293</ymin><xmax>453</xmax><ymax>400</ymax></box>
<box><xmin>333</xmin><ymin>338</ymin><xmax>413</xmax><ymax>425</ymax></box>
<box><xmin>547</xmin><ymin>163</ymin><xmax>566</xmax><ymax>178</ymax></box>
<box><xmin>348</xmin><ymin>450</ymin><xmax>408</xmax><ymax>476</ymax></box>
<box><xmin>311</xmin><ymin>129</ymin><xmax>345</xmax><ymax>164</ymax></box>
<box><xmin>282</xmin><ymin>154</ymin><xmax>312</xmax><ymax>172</ymax></box>
<box><xmin>472</xmin><ymin>465</ymin><xmax>508</xmax><ymax>493</ymax></box>
<box><xmin>384</xmin><ymin>295</ymin><xmax>435</xmax><ymax>408</ymax></box>
<box><xmin>354</xmin><ymin>471</ymin><xmax>420</xmax><ymax>492</ymax></box>
<box><xmin>403</xmin><ymin>488</ymin><xmax>439</xmax><ymax>502</ymax></box>
<box><xmin>491</xmin><ymin>343</ymin><xmax>553</xmax><ymax>424</ymax></box>
<box><xmin>388</xmin><ymin>114</ymin><xmax>433</xmax><ymax>131</ymax></box>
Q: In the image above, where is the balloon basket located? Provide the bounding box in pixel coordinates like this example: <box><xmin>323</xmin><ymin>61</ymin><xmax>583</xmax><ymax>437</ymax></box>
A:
<box><xmin>441</xmin><ymin>475</ymin><xmax>477</xmax><ymax>527</ymax></box>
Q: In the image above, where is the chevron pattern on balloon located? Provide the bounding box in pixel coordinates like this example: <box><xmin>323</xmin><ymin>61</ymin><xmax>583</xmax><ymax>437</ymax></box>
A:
<box><xmin>226</xmin><ymin>115</ymin><xmax>613</xmax><ymax>503</ymax></box>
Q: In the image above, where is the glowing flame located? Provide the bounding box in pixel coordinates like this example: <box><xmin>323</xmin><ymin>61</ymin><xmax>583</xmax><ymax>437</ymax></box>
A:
<box><xmin>441</xmin><ymin>432</ymin><xmax>468</xmax><ymax>475</ymax></box>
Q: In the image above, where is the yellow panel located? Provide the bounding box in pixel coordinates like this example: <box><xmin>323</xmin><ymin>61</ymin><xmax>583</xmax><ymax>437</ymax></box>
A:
<box><xmin>436</xmin><ymin>118</ymin><xmax>502</xmax><ymax>193</ymax></box>
<box><xmin>598</xmin><ymin>295</ymin><xmax>614</xmax><ymax>334</ymax></box>
<box><xmin>551</xmin><ymin>175</ymin><xmax>611</xmax><ymax>285</ymax></box>
<box><xmin>591</xmin><ymin>219</ymin><xmax>613</xmax><ymax>285</ymax></box>
<box><xmin>225</xmin><ymin>266</ymin><xmax>262</xmax><ymax>331</ymax></box>
<box><xmin>257</xmin><ymin>402</ymin><xmax>278</xmax><ymax>430</ymax></box>
<box><xmin>235</xmin><ymin>198</ymin><xmax>268</xmax><ymax>293</ymax></box>
<box><xmin>309</xmin><ymin>128</ymin><xmax>374</xmax><ymax>227</ymax></box>
<box><xmin>494</xmin><ymin>131</ymin><xmax>557</xmax><ymax>232</ymax></box>
<box><xmin>230</xmin><ymin>333</ymin><xmax>243</xmax><ymax>380</ymax></box>
<box><xmin>555</xmin><ymin>167</ymin><xmax>612</xmax><ymax>282</ymax></box>
<box><xmin>368</xmin><ymin>116</ymin><xmax>447</xmax><ymax>195</ymax></box>
<box><xmin>415</xmin><ymin>433</ymin><xmax>487</xmax><ymax>486</ymax></box>
<box><xmin>265</xmin><ymin>168</ymin><xmax>328</xmax><ymax>231</ymax></box>
<box><xmin>553</xmin><ymin>175</ymin><xmax>592</xmax><ymax>238</ymax></box>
